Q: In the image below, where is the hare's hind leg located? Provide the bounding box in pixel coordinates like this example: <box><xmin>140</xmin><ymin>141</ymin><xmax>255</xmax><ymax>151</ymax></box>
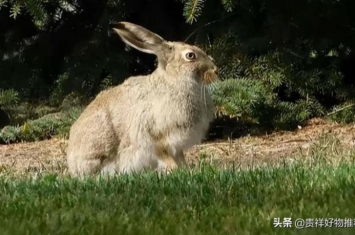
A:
<box><xmin>101</xmin><ymin>140</ymin><xmax>159</xmax><ymax>175</ymax></box>
<box><xmin>67</xmin><ymin>145</ymin><xmax>116</xmax><ymax>177</ymax></box>
<box><xmin>67</xmin><ymin>156</ymin><xmax>104</xmax><ymax>177</ymax></box>
<box><xmin>66</xmin><ymin>112</ymin><xmax>118</xmax><ymax>177</ymax></box>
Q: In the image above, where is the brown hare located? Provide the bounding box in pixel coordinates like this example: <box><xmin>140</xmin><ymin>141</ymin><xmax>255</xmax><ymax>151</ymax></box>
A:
<box><xmin>66</xmin><ymin>22</ymin><xmax>219</xmax><ymax>176</ymax></box>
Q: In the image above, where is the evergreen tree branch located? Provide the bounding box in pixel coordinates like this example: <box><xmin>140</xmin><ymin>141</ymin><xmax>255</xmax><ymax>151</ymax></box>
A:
<box><xmin>327</xmin><ymin>103</ymin><xmax>355</xmax><ymax>116</ymax></box>
<box><xmin>183</xmin><ymin>0</ymin><xmax>205</xmax><ymax>23</ymax></box>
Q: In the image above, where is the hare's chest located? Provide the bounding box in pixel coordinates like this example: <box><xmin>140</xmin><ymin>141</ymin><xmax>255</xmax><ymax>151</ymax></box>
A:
<box><xmin>156</xmin><ymin>90</ymin><xmax>212</xmax><ymax>123</ymax></box>
<box><xmin>152</xmin><ymin>90</ymin><xmax>214</xmax><ymax>149</ymax></box>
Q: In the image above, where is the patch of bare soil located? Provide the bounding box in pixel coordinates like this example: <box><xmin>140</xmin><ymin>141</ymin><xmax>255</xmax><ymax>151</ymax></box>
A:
<box><xmin>1</xmin><ymin>118</ymin><xmax>355</xmax><ymax>174</ymax></box>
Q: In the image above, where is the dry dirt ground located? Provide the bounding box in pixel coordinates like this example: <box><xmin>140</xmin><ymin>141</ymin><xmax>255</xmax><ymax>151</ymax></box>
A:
<box><xmin>1</xmin><ymin>118</ymin><xmax>355</xmax><ymax>175</ymax></box>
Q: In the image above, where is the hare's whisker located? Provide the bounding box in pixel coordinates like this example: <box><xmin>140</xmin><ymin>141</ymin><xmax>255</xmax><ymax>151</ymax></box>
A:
<box><xmin>211</xmin><ymin>81</ymin><xmax>218</xmax><ymax>90</ymax></box>
<box><xmin>200</xmin><ymin>82</ymin><xmax>204</xmax><ymax>101</ymax></box>
<box><xmin>203</xmin><ymin>85</ymin><xmax>207</xmax><ymax>109</ymax></box>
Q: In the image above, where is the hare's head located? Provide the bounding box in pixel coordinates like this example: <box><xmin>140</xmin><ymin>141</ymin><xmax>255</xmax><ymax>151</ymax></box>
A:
<box><xmin>111</xmin><ymin>22</ymin><xmax>219</xmax><ymax>85</ymax></box>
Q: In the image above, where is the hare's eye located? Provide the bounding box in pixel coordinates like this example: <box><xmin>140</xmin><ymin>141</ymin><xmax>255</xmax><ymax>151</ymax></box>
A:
<box><xmin>185</xmin><ymin>52</ymin><xmax>196</xmax><ymax>60</ymax></box>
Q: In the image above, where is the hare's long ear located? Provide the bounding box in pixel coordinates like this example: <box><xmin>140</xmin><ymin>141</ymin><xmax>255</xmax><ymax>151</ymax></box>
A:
<box><xmin>111</xmin><ymin>22</ymin><xmax>165</xmax><ymax>55</ymax></box>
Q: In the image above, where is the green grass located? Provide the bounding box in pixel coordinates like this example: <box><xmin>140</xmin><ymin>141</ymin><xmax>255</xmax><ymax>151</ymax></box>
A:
<box><xmin>1</xmin><ymin>164</ymin><xmax>355</xmax><ymax>235</ymax></box>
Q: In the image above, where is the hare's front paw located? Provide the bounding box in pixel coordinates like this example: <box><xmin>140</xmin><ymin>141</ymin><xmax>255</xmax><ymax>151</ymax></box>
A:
<box><xmin>156</xmin><ymin>159</ymin><xmax>178</xmax><ymax>175</ymax></box>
